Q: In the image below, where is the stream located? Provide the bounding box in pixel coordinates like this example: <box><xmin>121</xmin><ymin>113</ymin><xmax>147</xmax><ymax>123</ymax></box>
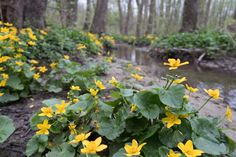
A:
<box><xmin>114</xmin><ymin>44</ymin><xmax>236</xmax><ymax>109</ymax></box>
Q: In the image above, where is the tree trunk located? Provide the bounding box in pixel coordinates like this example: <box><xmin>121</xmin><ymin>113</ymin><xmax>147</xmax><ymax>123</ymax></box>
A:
<box><xmin>124</xmin><ymin>0</ymin><xmax>132</xmax><ymax>35</ymax></box>
<box><xmin>90</xmin><ymin>0</ymin><xmax>109</xmax><ymax>34</ymax></box>
<box><xmin>24</xmin><ymin>0</ymin><xmax>48</xmax><ymax>29</ymax></box>
<box><xmin>117</xmin><ymin>0</ymin><xmax>124</xmax><ymax>34</ymax></box>
<box><xmin>142</xmin><ymin>0</ymin><xmax>149</xmax><ymax>35</ymax></box>
<box><xmin>136</xmin><ymin>0</ymin><xmax>145</xmax><ymax>37</ymax></box>
<box><xmin>180</xmin><ymin>0</ymin><xmax>199</xmax><ymax>32</ymax></box>
<box><xmin>146</xmin><ymin>0</ymin><xmax>156</xmax><ymax>34</ymax></box>
<box><xmin>233</xmin><ymin>4</ymin><xmax>236</xmax><ymax>20</ymax></box>
<box><xmin>66</xmin><ymin>0</ymin><xmax>78</xmax><ymax>27</ymax></box>
<box><xmin>203</xmin><ymin>0</ymin><xmax>211</xmax><ymax>27</ymax></box>
<box><xmin>0</xmin><ymin>0</ymin><xmax>47</xmax><ymax>29</ymax></box>
<box><xmin>83</xmin><ymin>0</ymin><xmax>91</xmax><ymax>31</ymax></box>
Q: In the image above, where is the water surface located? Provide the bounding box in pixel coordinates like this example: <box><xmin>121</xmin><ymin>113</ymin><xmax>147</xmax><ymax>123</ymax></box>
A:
<box><xmin>114</xmin><ymin>44</ymin><xmax>236</xmax><ymax>109</ymax></box>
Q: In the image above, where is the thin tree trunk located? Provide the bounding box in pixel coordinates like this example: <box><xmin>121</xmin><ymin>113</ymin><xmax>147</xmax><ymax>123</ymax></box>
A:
<box><xmin>204</xmin><ymin>0</ymin><xmax>212</xmax><ymax>27</ymax></box>
<box><xmin>124</xmin><ymin>0</ymin><xmax>132</xmax><ymax>35</ymax></box>
<box><xmin>146</xmin><ymin>0</ymin><xmax>156</xmax><ymax>34</ymax></box>
<box><xmin>90</xmin><ymin>0</ymin><xmax>109</xmax><ymax>34</ymax></box>
<box><xmin>117</xmin><ymin>0</ymin><xmax>124</xmax><ymax>34</ymax></box>
<box><xmin>233</xmin><ymin>3</ymin><xmax>236</xmax><ymax>20</ymax></box>
<box><xmin>66</xmin><ymin>0</ymin><xmax>78</xmax><ymax>27</ymax></box>
<box><xmin>83</xmin><ymin>0</ymin><xmax>91</xmax><ymax>31</ymax></box>
<box><xmin>180</xmin><ymin>0</ymin><xmax>199</xmax><ymax>32</ymax></box>
<box><xmin>142</xmin><ymin>0</ymin><xmax>149</xmax><ymax>34</ymax></box>
<box><xmin>136</xmin><ymin>0</ymin><xmax>145</xmax><ymax>37</ymax></box>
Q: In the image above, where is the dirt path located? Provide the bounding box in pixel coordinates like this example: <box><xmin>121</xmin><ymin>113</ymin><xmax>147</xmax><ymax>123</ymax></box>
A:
<box><xmin>103</xmin><ymin>57</ymin><xmax>236</xmax><ymax>142</ymax></box>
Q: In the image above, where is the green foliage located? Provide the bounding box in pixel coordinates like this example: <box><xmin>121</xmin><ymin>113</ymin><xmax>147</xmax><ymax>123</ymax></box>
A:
<box><xmin>151</xmin><ymin>30</ymin><xmax>236</xmax><ymax>57</ymax></box>
<box><xmin>0</xmin><ymin>115</ymin><xmax>15</xmax><ymax>143</ymax></box>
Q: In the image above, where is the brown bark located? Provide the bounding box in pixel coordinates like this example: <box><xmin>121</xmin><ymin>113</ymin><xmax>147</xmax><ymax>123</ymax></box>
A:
<box><xmin>66</xmin><ymin>0</ymin><xmax>78</xmax><ymax>27</ymax></box>
<box><xmin>124</xmin><ymin>0</ymin><xmax>132</xmax><ymax>35</ymax></box>
<box><xmin>146</xmin><ymin>0</ymin><xmax>156</xmax><ymax>34</ymax></box>
<box><xmin>233</xmin><ymin>4</ymin><xmax>236</xmax><ymax>20</ymax></box>
<box><xmin>90</xmin><ymin>0</ymin><xmax>109</xmax><ymax>34</ymax></box>
<box><xmin>180</xmin><ymin>0</ymin><xmax>199</xmax><ymax>32</ymax></box>
<box><xmin>135</xmin><ymin>0</ymin><xmax>145</xmax><ymax>37</ymax></box>
<box><xmin>117</xmin><ymin>0</ymin><xmax>124</xmax><ymax>34</ymax></box>
<box><xmin>0</xmin><ymin>0</ymin><xmax>47</xmax><ymax>29</ymax></box>
<box><xmin>83</xmin><ymin>0</ymin><xmax>91</xmax><ymax>31</ymax></box>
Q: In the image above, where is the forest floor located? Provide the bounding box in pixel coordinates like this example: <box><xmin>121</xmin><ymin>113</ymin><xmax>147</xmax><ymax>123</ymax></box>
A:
<box><xmin>0</xmin><ymin>55</ymin><xmax>235</xmax><ymax>157</ymax></box>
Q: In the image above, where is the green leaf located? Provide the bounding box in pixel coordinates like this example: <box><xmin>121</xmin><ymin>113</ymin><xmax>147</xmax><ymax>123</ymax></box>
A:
<box><xmin>6</xmin><ymin>75</ymin><xmax>24</xmax><ymax>90</ymax></box>
<box><xmin>42</xmin><ymin>99</ymin><xmax>62</xmax><ymax>107</ymax></box>
<box><xmin>46</xmin><ymin>143</ymin><xmax>75</xmax><ymax>157</ymax></box>
<box><xmin>112</xmin><ymin>148</ymin><xmax>126</xmax><ymax>157</ymax></box>
<box><xmin>26</xmin><ymin>135</ymin><xmax>48</xmax><ymax>157</ymax></box>
<box><xmin>158</xmin><ymin>85</ymin><xmax>185</xmax><ymax>108</ymax></box>
<box><xmin>0</xmin><ymin>92</ymin><xmax>19</xmax><ymax>103</ymax></box>
<box><xmin>125</xmin><ymin>117</ymin><xmax>148</xmax><ymax>133</ymax></box>
<box><xmin>133</xmin><ymin>91</ymin><xmax>161</xmax><ymax>119</ymax></box>
<box><xmin>0</xmin><ymin>115</ymin><xmax>15</xmax><ymax>143</ymax></box>
<box><xmin>120</xmin><ymin>89</ymin><xmax>133</xmax><ymax>97</ymax></box>
<box><xmin>138</xmin><ymin>124</ymin><xmax>161</xmax><ymax>142</ymax></box>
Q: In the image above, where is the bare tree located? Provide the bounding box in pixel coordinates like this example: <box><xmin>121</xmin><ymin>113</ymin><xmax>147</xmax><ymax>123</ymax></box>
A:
<box><xmin>90</xmin><ymin>0</ymin><xmax>109</xmax><ymax>33</ymax></box>
<box><xmin>180</xmin><ymin>0</ymin><xmax>199</xmax><ymax>32</ymax></box>
<box><xmin>83</xmin><ymin>0</ymin><xmax>91</xmax><ymax>31</ymax></box>
<box><xmin>136</xmin><ymin>0</ymin><xmax>145</xmax><ymax>37</ymax></box>
<box><xmin>204</xmin><ymin>0</ymin><xmax>212</xmax><ymax>27</ymax></box>
<box><xmin>117</xmin><ymin>0</ymin><xmax>124</xmax><ymax>34</ymax></box>
<box><xmin>124</xmin><ymin>0</ymin><xmax>132</xmax><ymax>35</ymax></box>
<box><xmin>233</xmin><ymin>3</ymin><xmax>236</xmax><ymax>20</ymax></box>
<box><xmin>146</xmin><ymin>0</ymin><xmax>156</xmax><ymax>34</ymax></box>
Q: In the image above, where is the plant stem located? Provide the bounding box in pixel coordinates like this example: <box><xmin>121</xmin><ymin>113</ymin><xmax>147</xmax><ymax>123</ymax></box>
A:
<box><xmin>196</xmin><ymin>97</ymin><xmax>211</xmax><ymax>113</ymax></box>
<box><xmin>166</xmin><ymin>79</ymin><xmax>174</xmax><ymax>90</ymax></box>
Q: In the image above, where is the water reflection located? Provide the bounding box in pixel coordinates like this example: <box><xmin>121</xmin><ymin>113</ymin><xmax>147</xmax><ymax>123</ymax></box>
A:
<box><xmin>114</xmin><ymin>44</ymin><xmax>236</xmax><ymax>109</ymax></box>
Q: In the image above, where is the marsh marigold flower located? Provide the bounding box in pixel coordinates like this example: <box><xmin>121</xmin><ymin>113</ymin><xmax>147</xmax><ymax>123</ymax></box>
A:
<box><xmin>50</xmin><ymin>62</ymin><xmax>57</xmax><ymax>69</ymax></box>
<box><xmin>124</xmin><ymin>139</ymin><xmax>146</xmax><ymax>157</ymax></box>
<box><xmin>162</xmin><ymin>112</ymin><xmax>181</xmax><ymax>128</ymax></box>
<box><xmin>38</xmin><ymin>66</ymin><xmax>48</xmax><ymax>73</ymax></box>
<box><xmin>38</xmin><ymin>107</ymin><xmax>53</xmax><ymax>117</ymax></box>
<box><xmin>0</xmin><ymin>92</ymin><xmax>4</xmax><ymax>97</ymax></box>
<box><xmin>81</xmin><ymin>137</ymin><xmax>107</xmax><ymax>154</ymax></box>
<box><xmin>70</xmin><ymin>132</ymin><xmax>91</xmax><ymax>144</ymax></box>
<box><xmin>226</xmin><ymin>106</ymin><xmax>232</xmax><ymax>122</ymax></box>
<box><xmin>174</xmin><ymin>77</ymin><xmax>187</xmax><ymax>84</ymax></box>
<box><xmin>131</xmin><ymin>73</ymin><xmax>143</xmax><ymax>81</ymax></box>
<box><xmin>30</xmin><ymin>60</ymin><xmax>39</xmax><ymax>65</ymax></box>
<box><xmin>36</xmin><ymin>119</ymin><xmax>51</xmax><ymax>135</ymax></box>
<box><xmin>15</xmin><ymin>61</ymin><xmax>24</xmax><ymax>66</ymax></box>
<box><xmin>68</xmin><ymin>123</ymin><xmax>77</xmax><ymax>135</ymax></box>
<box><xmin>167</xmin><ymin>149</ymin><xmax>181</xmax><ymax>157</ymax></box>
<box><xmin>164</xmin><ymin>58</ymin><xmax>189</xmax><ymax>70</ymax></box>
<box><xmin>33</xmin><ymin>73</ymin><xmax>40</xmax><ymax>80</ymax></box>
<box><xmin>28</xmin><ymin>41</ymin><xmax>36</xmax><ymax>46</ymax></box>
<box><xmin>109</xmin><ymin>76</ymin><xmax>118</xmax><ymax>86</ymax></box>
<box><xmin>89</xmin><ymin>88</ymin><xmax>99</xmax><ymax>96</ymax></box>
<box><xmin>55</xmin><ymin>100</ymin><xmax>69</xmax><ymax>114</ymax></box>
<box><xmin>186</xmin><ymin>84</ymin><xmax>198</xmax><ymax>93</ymax></box>
<box><xmin>71</xmin><ymin>85</ymin><xmax>81</xmax><ymax>91</ymax></box>
<box><xmin>64</xmin><ymin>55</ymin><xmax>70</xmax><ymax>60</ymax></box>
<box><xmin>95</xmin><ymin>80</ymin><xmax>106</xmax><ymax>90</ymax></box>
<box><xmin>177</xmin><ymin>140</ymin><xmax>204</xmax><ymax>157</ymax></box>
<box><xmin>204</xmin><ymin>89</ymin><xmax>220</xmax><ymax>99</ymax></box>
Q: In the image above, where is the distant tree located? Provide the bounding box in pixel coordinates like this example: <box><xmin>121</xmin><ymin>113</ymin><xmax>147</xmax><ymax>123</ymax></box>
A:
<box><xmin>0</xmin><ymin>0</ymin><xmax>47</xmax><ymax>29</ymax></box>
<box><xmin>233</xmin><ymin>4</ymin><xmax>236</xmax><ymax>20</ymax></box>
<box><xmin>204</xmin><ymin>0</ymin><xmax>212</xmax><ymax>27</ymax></box>
<box><xmin>90</xmin><ymin>0</ymin><xmax>109</xmax><ymax>33</ymax></box>
<box><xmin>124</xmin><ymin>0</ymin><xmax>132</xmax><ymax>35</ymax></box>
<box><xmin>136</xmin><ymin>0</ymin><xmax>145</xmax><ymax>37</ymax></box>
<box><xmin>146</xmin><ymin>0</ymin><xmax>156</xmax><ymax>34</ymax></box>
<box><xmin>180</xmin><ymin>0</ymin><xmax>199</xmax><ymax>32</ymax></box>
<box><xmin>117</xmin><ymin>0</ymin><xmax>124</xmax><ymax>34</ymax></box>
<box><xmin>83</xmin><ymin>0</ymin><xmax>92</xmax><ymax>31</ymax></box>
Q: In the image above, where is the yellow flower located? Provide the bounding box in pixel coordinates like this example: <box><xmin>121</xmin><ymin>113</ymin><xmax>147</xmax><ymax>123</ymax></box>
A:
<box><xmin>68</xmin><ymin>123</ymin><xmax>77</xmax><ymax>135</ymax></box>
<box><xmin>226</xmin><ymin>106</ymin><xmax>232</xmax><ymax>122</ymax></box>
<box><xmin>1</xmin><ymin>27</ymin><xmax>9</xmax><ymax>33</ymax></box>
<box><xmin>131</xmin><ymin>73</ymin><xmax>143</xmax><ymax>81</ymax></box>
<box><xmin>130</xmin><ymin>104</ymin><xmax>138</xmax><ymax>112</ymax></box>
<box><xmin>89</xmin><ymin>88</ymin><xmax>99</xmax><ymax>96</ymax></box>
<box><xmin>0</xmin><ymin>56</ymin><xmax>11</xmax><ymax>63</ymax></box>
<box><xmin>72</xmin><ymin>98</ymin><xmax>80</xmax><ymax>103</ymax></box>
<box><xmin>0</xmin><ymin>67</ymin><xmax>4</xmax><ymax>71</ymax></box>
<box><xmin>40</xmin><ymin>30</ymin><xmax>47</xmax><ymax>35</ymax></box>
<box><xmin>164</xmin><ymin>58</ymin><xmax>189</xmax><ymax>70</ymax></box>
<box><xmin>36</xmin><ymin>119</ymin><xmax>51</xmax><ymax>135</ymax></box>
<box><xmin>127</xmin><ymin>63</ymin><xmax>132</xmax><ymax>67</ymax></box>
<box><xmin>0</xmin><ymin>92</ymin><xmax>4</xmax><ymax>97</ymax></box>
<box><xmin>168</xmin><ymin>149</ymin><xmax>181</xmax><ymax>157</ymax></box>
<box><xmin>30</xmin><ymin>60</ymin><xmax>39</xmax><ymax>65</ymax></box>
<box><xmin>64</xmin><ymin>55</ymin><xmax>70</xmax><ymax>60</ymax></box>
<box><xmin>30</xmin><ymin>66</ymin><xmax>36</xmax><ymax>71</ymax></box>
<box><xmin>134</xmin><ymin>66</ymin><xmax>142</xmax><ymax>71</ymax></box>
<box><xmin>15</xmin><ymin>61</ymin><xmax>24</xmax><ymax>66</ymax></box>
<box><xmin>177</xmin><ymin>140</ymin><xmax>204</xmax><ymax>157</ymax></box>
<box><xmin>38</xmin><ymin>66</ymin><xmax>48</xmax><ymax>73</ymax></box>
<box><xmin>28</xmin><ymin>41</ymin><xmax>36</xmax><ymax>46</ymax></box>
<box><xmin>38</xmin><ymin>107</ymin><xmax>53</xmax><ymax>118</ymax></box>
<box><xmin>174</xmin><ymin>77</ymin><xmax>187</xmax><ymax>84</ymax></box>
<box><xmin>70</xmin><ymin>132</ymin><xmax>91</xmax><ymax>144</ymax></box>
<box><xmin>4</xmin><ymin>22</ymin><xmax>13</xmax><ymax>27</ymax></box>
<box><xmin>28</xmin><ymin>32</ymin><xmax>37</xmax><ymax>40</ymax></box>
<box><xmin>183</xmin><ymin>95</ymin><xmax>190</xmax><ymax>101</ymax></box>
<box><xmin>14</xmin><ymin>53</ymin><xmax>23</xmax><ymax>58</ymax></box>
<box><xmin>33</xmin><ymin>73</ymin><xmax>40</xmax><ymax>80</ymax></box>
<box><xmin>81</xmin><ymin>137</ymin><xmax>107</xmax><ymax>154</ymax></box>
<box><xmin>109</xmin><ymin>76</ymin><xmax>118</xmax><ymax>86</ymax></box>
<box><xmin>55</xmin><ymin>100</ymin><xmax>69</xmax><ymax>114</ymax></box>
<box><xmin>185</xmin><ymin>84</ymin><xmax>198</xmax><ymax>93</ymax></box>
<box><xmin>17</xmin><ymin>48</ymin><xmax>24</xmax><ymax>53</ymax></box>
<box><xmin>161</xmin><ymin>112</ymin><xmax>181</xmax><ymax>128</ymax></box>
<box><xmin>204</xmin><ymin>89</ymin><xmax>220</xmax><ymax>99</ymax></box>
<box><xmin>70</xmin><ymin>85</ymin><xmax>81</xmax><ymax>91</ymax></box>
<box><xmin>124</xmin><ymin>139</ymin><xmax>146</xmax><ymax>157</ymax></box>
<box><xmin>77</xmin><ymin>44</ymin><xmax>87</xmax><ymax>50</ymax></box>
<box><xmin>50</xmin><ymin>62</ymin><xmax>57</xmax><ymax>69</ymax></box>
<box><xmin>95</xmin><ymin>80</ymin><xmax>106</xmax><ymax>90</ymax></box>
